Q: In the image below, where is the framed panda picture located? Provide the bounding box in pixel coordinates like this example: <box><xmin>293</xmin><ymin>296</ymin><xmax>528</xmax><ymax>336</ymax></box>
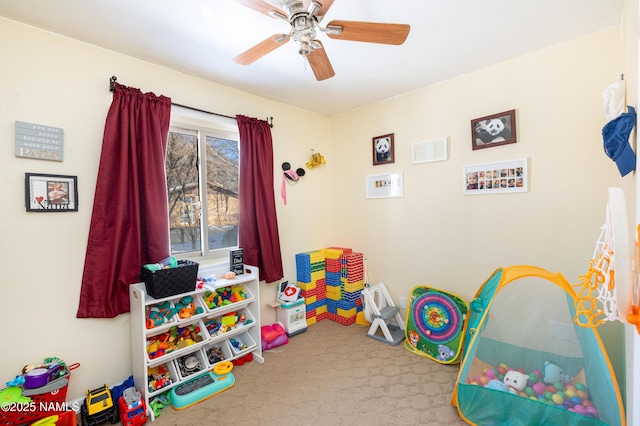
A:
<box><xmin>471</xmin><ymin>109</ymin><xmax>517</xmax><ymax>150</ymax></box>
<box><xmin>372</xmin><ymin>133</ymin><xmax>395</xmax><ymax>165</ymax></box>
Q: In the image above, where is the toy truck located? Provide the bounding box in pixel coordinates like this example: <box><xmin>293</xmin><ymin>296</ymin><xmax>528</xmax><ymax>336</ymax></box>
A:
<box><xmin>80</xmin><ymin>384</ymin><xmax>119</xmax><ymax>426</ymax></box>
<box><xmin>118</xmin><ymin>387</ymin><xmax>148</xmax><ymax>426</ymax></box>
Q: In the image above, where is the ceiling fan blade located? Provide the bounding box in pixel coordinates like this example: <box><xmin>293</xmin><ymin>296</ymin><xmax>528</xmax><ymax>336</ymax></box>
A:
<box><xmin>233</xmin><ymin>35</ymin><xmax>290</xmax><ymax>65</ymax></box>
<box><xmin>303</xmin><ymin>0</ymin><xmax>335</xmax><ymax>19</ymax></box>
<box><xmin>326</xmin><ymin>20</ymin><xmax>410</xmax><ymax>45</ymax></box>
<box><xmin>307</xmin><ymin>41</ymin><xmax>335</xmax><ymax>81</ymax></box>
<box><xmin>233</xmin><ymin>0</ymin><xmax>287</xmax><ymax>19</ymax></box>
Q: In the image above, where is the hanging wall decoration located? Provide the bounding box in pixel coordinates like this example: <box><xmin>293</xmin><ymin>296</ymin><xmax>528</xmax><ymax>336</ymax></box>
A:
<box><xmin>25</xmin><ymin>172</ymin><xmax>78</xmax><ymax>212</ymax></box>
<box><xmin>372</xmin><ymin>133</ymin><xmax>395</xmax><ymax>165</ymax></box>
<box><xmin>463</xmin><ymin>158</ymin><xmax>527</xmax><ymax>195</ymax></box>
<box><xmin>471</xmin><ymin>109</ymin><xmax>517</xmax><ymax>150</ymax></box>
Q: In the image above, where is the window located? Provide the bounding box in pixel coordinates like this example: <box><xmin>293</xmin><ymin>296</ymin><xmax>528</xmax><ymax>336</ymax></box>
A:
<box><xmin>166</xmin><ymin>111</ymin><xmax>239</xmax><ymax>257</ymax></box>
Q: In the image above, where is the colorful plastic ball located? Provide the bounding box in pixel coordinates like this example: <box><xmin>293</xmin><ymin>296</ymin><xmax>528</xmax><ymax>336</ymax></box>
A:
<box><xmin>496</xmin><ymin>365</ymin><xmax>507</xmax><ymax>376</ymax></box>
<box><xmin>531</xmin><ymin>369</ymin><xmax>542</xmax><ymax>379</ymax></box>
<box><xmin>528</xmin><ymin>374</ymin><xmax>539</xmax><ymax>384</ymax></box>
<box><xmin>564</xmin><ymin>388</ymin><xmax>577</xmax><ymax>398</ymax></box>
<box><xmin>517</xmin><ymin>368</ymin><xmax>526</xmax><ymax>374</ymax></box>
<box><xmin>563</xmin><ymin>399</ymin><xmax>575</xmax><ymax>409</ymax></box>
<box><xmin>473</xmin><ymin>375</ymin><xmax>481</xmax><ymax>383</ymax></box>
<box><xmin>551</xmin><ymin>394</ymin><xmax>564</xmax><ymax>405</ymax></box>
<box><xmin>524</xmin><ymin>386</ymin><xmax>534</xmax><ymax>397</ymax></box>
<box><xmin>529</xmin><ymin>396</ymin><xmax>538</xmax><ymax>401</ymax></box>
<box><xmin>554</xmin><ymin>382</ymin><xmax>565</xmax><ymax>392</ymax></box>
<box><xmin>479</xmin><ymin>376</ymin><xmax>489</xmax><ymax>386</ymax></box>
<box><xmin>565</xmin><ymin>384</ymin><xmax>576</xmax><ymax>392</ymax></box>
<box><xmin>547</xmin><ymin>385</ymin><xmax>558</xmax><ymax>394</ymax></box>
<box><xmin>586</xmin><ymin>406</ymin><xmax>599</xmax><ymax>416</ymax></box>
<box><xmin>544</xmin><ymin>391</ymin><xmax>553</xmax><ymax>401</ymax></box>
<box><xmin>575</xmin><ymin>383</ymin><xmax>587</xmax><ymax>392</ymax></box>
<box><xmin>465</xmin><ymin>377</ymin><xmax>472</xmax><ymax>384</ymax></box>
<box><xmin>485</xmin><ymin>369</ymin><xmax>497</xmax><ymax>380</ymax></box>
<box><xmin>532</xmin><ymin>382</ymin><xmax>547</xmax><ymax>395</ymax></box>
<box><xmin>570</xmin><ymin>396</ymin><xmax>582</xmax><ymax>406</ymax></box>
<box><xmin>518</xmin><ymin>391</ymin><xmax>528</xmax><ymax>398</ymax></box>
<box><xmin>582</xmin><ymin>399</ymin><xmax>594</xmax><ymax>408</ymax></box>
<box><xmin>576</xmin><ymin>390</ymin><xmax>588</xmax><ymax>400</ymax></box>
<box><xmin>573</xmin><ymin>404</ymin><xmax>587</xmax><ymax>414</ymax></box>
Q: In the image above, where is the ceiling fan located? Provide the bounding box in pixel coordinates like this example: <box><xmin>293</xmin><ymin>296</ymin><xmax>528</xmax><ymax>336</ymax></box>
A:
<box><xmin>233</xmin><ymin>0</ymin><xmax>411</xmax><ymax>81</ymax></box>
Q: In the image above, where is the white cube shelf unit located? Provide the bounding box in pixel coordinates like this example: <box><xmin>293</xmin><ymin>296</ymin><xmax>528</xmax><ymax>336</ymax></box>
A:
<box><xmin>130</xmin><ymin>264</ymin><xmax>263</xmax><ymax>420</ymax></box>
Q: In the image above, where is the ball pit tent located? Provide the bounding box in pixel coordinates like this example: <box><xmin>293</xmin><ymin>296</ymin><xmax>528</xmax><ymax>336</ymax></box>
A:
<box><xmin>452</xmin><ymin>266</ymin><xmax>625</xmax><ymax>426</ymax></box>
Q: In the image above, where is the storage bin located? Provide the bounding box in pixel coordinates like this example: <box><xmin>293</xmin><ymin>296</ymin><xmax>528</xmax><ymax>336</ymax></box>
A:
<box><xmin>203</xmin><ymin>340</ymin><xmax>233</xmax><ymax>368</ymax></box>
<box><xmin>175</xmin><ymin>349</ymin><xmax>207</xmax><ymax>380</ymax></box>
<box><xmin>145</xmin><ymin>301</ymin><xmax>178</xmax><ymax>329</ymax></box>
<box><xmin>201</xmin><ymin>285</ymin><xmax>254</xmax><ymax>313</ymax></box>
<box><xmin>146</xmin><ymin>319</ymin><xmax>208</xmax><ymax>362</ymax></box>
<box><xmin>229</xmin><ymin>332</ymin><xmax>257</xmax><ymax>357</ymax></box>
<box><xmin>141</xmin><ymin>260</ymin><xmax>199</xmax><ymax>299</ymax></box>
<box><xmin>147</xmin><ymin>360</ymin><xmax>177</xmax><ymax>394</ymax></box>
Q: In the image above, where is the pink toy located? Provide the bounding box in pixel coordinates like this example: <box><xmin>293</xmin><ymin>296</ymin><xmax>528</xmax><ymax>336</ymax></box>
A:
<box><xmin>261</xmin><ymin>323</ymin><xmax>288</xmax><ymax>351</ymax></box>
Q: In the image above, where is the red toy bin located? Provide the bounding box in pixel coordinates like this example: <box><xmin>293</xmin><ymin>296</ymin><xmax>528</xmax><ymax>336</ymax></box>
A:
<box><xmin>1</xmin><ymin>363</ymin><xmax>79</xmax><ymax>426</ymax></box>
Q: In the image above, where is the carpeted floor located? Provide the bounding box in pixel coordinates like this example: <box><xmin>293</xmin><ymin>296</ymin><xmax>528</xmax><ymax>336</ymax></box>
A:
<box><xmin>151</xmin><ymin>319</ymin><xmax>467</xmax><ymax>425</ymax></box>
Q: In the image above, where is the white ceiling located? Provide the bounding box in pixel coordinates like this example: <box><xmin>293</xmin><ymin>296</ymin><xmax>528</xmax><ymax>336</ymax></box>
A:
<box><xmin>0</xmin><ymin>0</ymin><xmax>624</xmax><ymax>117</ymax></box>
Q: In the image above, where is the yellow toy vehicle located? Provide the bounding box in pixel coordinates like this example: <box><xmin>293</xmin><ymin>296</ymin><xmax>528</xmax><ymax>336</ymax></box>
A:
<box><xmin>80</xmin><ymin>384</ymin><xmax>119</xmax><ymax>426</ymax></box>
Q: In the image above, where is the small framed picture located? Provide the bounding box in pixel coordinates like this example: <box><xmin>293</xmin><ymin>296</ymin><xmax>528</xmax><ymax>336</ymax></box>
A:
<box><xmin>471</xmin><ymin>109</ymin><xmax>517</xmax><ymax>150</ymax></box>
<box><xmin>372</xmin><ymin>133</ymin><xmax>395</xmax><ymax>165</ymax></box>
<box><xmin>25</xmin><ymin>172</ymin><xmax>78</xmax><ymax>212</ymax></box>
<box><xmin>366</xmin><ymin>172</ymin><xmax>403</xmax><ymax>199</ymax></box>
<box><xmin>463</xmin><ymin>158</ymin><xmax>527</xmax><ymax>195</ymax></box>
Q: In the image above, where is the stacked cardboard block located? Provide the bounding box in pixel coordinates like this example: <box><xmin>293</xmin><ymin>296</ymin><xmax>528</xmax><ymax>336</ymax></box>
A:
<box><xmin>296</xmin><ymin>250</ymin><xmax>328</xmax><ymax>326</ymax></box>
<box><xmin>336</xmin><ymin>251</ymin><xmax>365</xmax><ymax>326</ymax></box>
<box><xmin>296</xmin><ymin>247</ymin><xmax>365</xmax><ymax>327</ymax></box>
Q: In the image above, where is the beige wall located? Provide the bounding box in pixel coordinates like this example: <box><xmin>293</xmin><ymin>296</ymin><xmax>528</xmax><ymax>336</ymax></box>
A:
<box><xmin>0</xmin><ymin>17</ymin><xmax>333</xmax><ymax>400</ymax></box>
<box><xmin>0</xmin><ymin>12</ymin><xmax>636</xmax><ymax>411</ymax></box>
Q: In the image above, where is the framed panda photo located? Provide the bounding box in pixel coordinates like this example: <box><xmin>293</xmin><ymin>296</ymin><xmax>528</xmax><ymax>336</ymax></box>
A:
<box><xmin>471</xmin><ymin>109</ymin><xmax>517</xmax><ymax>150</ymax></box>
<box><xmin>372</xmin><ymin>133</ymin><xmax>395</xmax><ymax>165</ymax></box>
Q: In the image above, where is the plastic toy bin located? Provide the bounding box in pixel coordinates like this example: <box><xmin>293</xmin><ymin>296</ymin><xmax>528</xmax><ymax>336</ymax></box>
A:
<box><xmin>203</xmin><ymin>340</ymin><xmax>233</xmax><ymax>368</ymax></box>
<box><xmin>147</xmin><ymin>360</ymin><xmax>178</xmax><ymax>395</ymax></box>
<box><xmin>146</xmin><ymin>319</ymin><xmax>208</xmax><ymax>362</ymax></box>
<box><xmin>229</xmin><ymin>332</ymin><xmax>257</xmax><ymax>357</ymax></box>
<box><xmin>175</xmin><ymin>349</ymin><xmax>207</xmax><ymax>381</ymax></box>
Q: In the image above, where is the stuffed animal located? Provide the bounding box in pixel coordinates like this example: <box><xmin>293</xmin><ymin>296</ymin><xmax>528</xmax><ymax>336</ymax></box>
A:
<box><xmin>503</xmin><ymin>370</ymin><xmax>529</xmax><ymax>394</ymax></box>
<box><xmin>485</xmin><ymin>379</ymin><xmax>510</xmax><ymax>392</ymax></box>
<box><xmin>484</xmin><ymin>370</ymin><xmax>529</xmax><ymax>395</ymax></box>
<box><xmin>474</xmin><ymin>118</ymin><xmax>512</xmax><ymax>145</ymax></box>
<box><xmin>543</xmin><ymin>361</ymin><xmax>573</xmax><ymax>384</ymax></box>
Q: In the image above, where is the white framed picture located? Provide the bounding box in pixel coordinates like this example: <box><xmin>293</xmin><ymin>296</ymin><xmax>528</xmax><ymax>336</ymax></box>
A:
<box><xmin>366</xmin><ymin>172</ymin><xmax>404</xmax><ymax>199</ymax></box>
<box><xmin>412</xmin><ymin>137</ymin><xmax>448</xmax><ymax>164</ymax></box>
<box><xmin>463</xmin><ymin>158</ymin><xmax>527</xmax><ymax>195</ymax></box>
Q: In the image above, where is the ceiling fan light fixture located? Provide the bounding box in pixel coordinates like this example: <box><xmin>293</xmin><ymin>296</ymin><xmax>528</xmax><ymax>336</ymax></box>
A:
<box><xmin>307</xmin><ymin>1</ymin><xmax>322</xmax><ymax>18</ymax></box>
<box><xmin>324</xmin><ymin>25</ymin><xmax>342</xmax><ymax>36</ymax></box>
<box><xmin>268</xmin><ymin>10</ymin><xmax>289</xmax><ymax>22</ymax></box>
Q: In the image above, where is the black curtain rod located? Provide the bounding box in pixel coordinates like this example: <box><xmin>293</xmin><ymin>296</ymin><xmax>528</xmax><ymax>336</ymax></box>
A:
<box><xmin>109</xmin><ymin>76</ymin><xmax>273</xmax><ymax>128</ymax></box>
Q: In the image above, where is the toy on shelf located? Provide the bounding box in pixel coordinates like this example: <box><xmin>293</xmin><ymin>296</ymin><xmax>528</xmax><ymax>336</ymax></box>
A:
<box><xmin>174</xmin><ymin>296</ymin><xmax>203</xmax><ymax>319</ymax></box>
<box><xmin>203</xmin><ymin>311</ymin><xmax>251</xmax><ymax>337</ymax></box>
<box><xmin>205</xmin><ymin>346</ymin><xmax>226</xmax><ymax>364</ymax></box>
<box><xmin>202</xmin><ymin>285</ymin><xmax>247</xmax><ymax>310</ymax></box>
<box><xmin>147</xmin><ymin>365</ymin><xmax>172</xmax><ymax>393</ymax></box>
<box><xmin>117</xmin><ymin>387</ymin><xmax>147</xmax><ymax>426</ymax></box>
<box><xmin>146</xmin><ymin>324</ymin><xmax>205</xmax><ymax>360</ymax></box>
<box><xmin>145</xmin><ymin>302</ymin><xmax>176</xmax><ymax>329</ymax></box>
<box><xmin>143</xmin><ymin>256</ymin><xmax>178</xmax><ymax>271</ymax></box>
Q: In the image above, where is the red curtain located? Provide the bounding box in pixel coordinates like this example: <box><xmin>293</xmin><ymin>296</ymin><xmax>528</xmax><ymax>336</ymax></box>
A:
<box><xmin>77</xmin><ymin>83</ymin><xmax>172</xmax><ymax>318</ymax></box>
<box><xmin>237</xmin><ymin>115</ymin><xmax>283</xmax><ymax>283</ymax></box>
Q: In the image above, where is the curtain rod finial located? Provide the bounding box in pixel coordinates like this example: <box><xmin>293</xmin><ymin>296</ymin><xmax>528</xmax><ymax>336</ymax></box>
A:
<box><xmin>110</xmin><ymin>76</ymin><xmax>117</xmax><ymax>92</ymax></box>
<box><xmin>266</xmin><ymin>116</ymin><xmax>273</xmax><ymax>128</ymax></box>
